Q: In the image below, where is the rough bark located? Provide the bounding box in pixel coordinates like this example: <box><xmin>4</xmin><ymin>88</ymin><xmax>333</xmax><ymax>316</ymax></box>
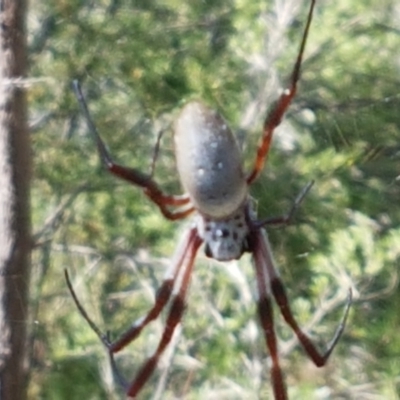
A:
<box><xmin>0</xmin><ymin>1</ymin><xmax>31</xmax><ymax>399</ymax></box>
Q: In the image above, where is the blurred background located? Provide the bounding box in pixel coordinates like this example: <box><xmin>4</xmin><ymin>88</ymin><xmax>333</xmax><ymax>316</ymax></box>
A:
<box><xmin>28</xmin><ymin>0</ymin><xmax>400</xmax><ymax>399</ymax></box>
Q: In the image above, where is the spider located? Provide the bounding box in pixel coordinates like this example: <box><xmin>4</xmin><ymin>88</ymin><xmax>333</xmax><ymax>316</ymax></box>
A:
<box><xmin>67</xmin><ymin>0</ymin><xmax>352</xmax><ymax>398</ymax></box>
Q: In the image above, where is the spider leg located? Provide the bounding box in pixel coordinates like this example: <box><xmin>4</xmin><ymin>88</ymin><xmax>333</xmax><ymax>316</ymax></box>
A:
<box><xmin>256</xmin><ymin>229</ymin><xmax>352</xmax><ymax>367</ymax></box>
<box><xmin>65</xmin><ymin>269</ymin><xmax>110</xmax><ymax>345</ymax></box>
<box><xmin>65</xmin><ymin>227</ymin><xmax>202</xmax><ymax>397</ymax></box>
<box><xmin>252</xmin><ymin>230</ymin><xmax>287</xmax><ymax>400</ymax></box>
<box><xmin>73</xmin><ymin>80</ymin><xmax>194</xmax><ymax>220</ymax></box>
<box><xmin>149</xmin><ymin>126</ymin><xmax>166</xmax><ymax>178</ymax></box>
<box><xmin>65</xmin><ymin>227</ymin><xmax>200</xmax><ymax>350</ymax></box>
<box><xmin>256</xmin><ymin>180</ymin><xmax>314</xmax><ymax>228</ymax></box>
<box><xmin>109</xmin><ymin>227</ymin><xmax>201</xmax><ymax>353</ymax></box>
<box><xmin>126</xmin><ymin>230</ymin><xmax>202</xmax><ymax>397</ymax></box>
<box><xmin>247</xmin><ymin>0</ymin><xmax>317</xmax><ymax>184</ymax></box>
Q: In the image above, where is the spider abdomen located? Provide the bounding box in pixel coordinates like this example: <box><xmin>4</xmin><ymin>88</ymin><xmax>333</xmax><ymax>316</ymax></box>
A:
<box><xmin>174</xmin><ymin>101</ymin><xmax>247</xmax><ymax>219</ymax></box>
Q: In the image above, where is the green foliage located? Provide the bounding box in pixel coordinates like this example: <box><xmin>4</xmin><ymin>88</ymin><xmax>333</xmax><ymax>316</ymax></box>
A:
<box><xmin>29</xmin><ymin>0</ymin><xmax>400</xmax><ymax>399</ymax></box>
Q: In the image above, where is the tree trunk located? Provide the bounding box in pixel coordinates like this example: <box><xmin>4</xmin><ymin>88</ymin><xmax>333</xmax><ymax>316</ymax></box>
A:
<box><xmin>0</xmin><ymin>1</ymin><xmax>31</xmax><ymax>400</ymax></box>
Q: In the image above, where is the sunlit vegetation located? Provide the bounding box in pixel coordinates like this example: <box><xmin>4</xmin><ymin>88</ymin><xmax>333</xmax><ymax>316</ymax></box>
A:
<box><xmin>29</xmin><ymin>1</ymin><xmax>400</xmax><ymax>399</ymax></box>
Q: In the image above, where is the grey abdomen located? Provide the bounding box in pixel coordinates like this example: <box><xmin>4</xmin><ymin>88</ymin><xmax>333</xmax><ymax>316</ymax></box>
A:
<box><xmin>174</xmin><ymin>101</ymin><xmax>247</xmax><ymax>219</ymax></box>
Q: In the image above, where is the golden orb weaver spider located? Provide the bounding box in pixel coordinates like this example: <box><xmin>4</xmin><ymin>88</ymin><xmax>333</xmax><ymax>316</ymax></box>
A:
<box><xmin>67</xmin><ymin>0</ymin><xmax>352</xmax><ymax>398</ymax></box>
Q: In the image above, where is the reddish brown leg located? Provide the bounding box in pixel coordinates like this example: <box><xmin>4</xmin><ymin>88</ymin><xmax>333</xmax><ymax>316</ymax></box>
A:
<box><xmin>65</xmin><ymin>227</ymin><xmax>203</xmax><ymax>397</ymax></box>
<box><xmin>126</xmin><ymin>231</ymin><xmax>202</xmax><ymax>397</ymax></box>
<box><xmin>73</xmin><ymin>81</ymin><xmax>194</xmax><ymax>220</ymax></box>
<box><xmin>247</xmin><ymin>0</ymin><xmax>317</xmax><ymax>184</ymax></box>
<box><xmin>256</xmin><ymin>229</ymin><xmax>352</xmax><ymax>367</ymax></box>
<box><xmin>109</xmin><ymin>227</ymin><xmax>201</xmax><ymax>352</ymax></box>
<box><xmin>252</xmin><ymin>231</ymin><xmax>287</xmax><ymax>400</ymax></box>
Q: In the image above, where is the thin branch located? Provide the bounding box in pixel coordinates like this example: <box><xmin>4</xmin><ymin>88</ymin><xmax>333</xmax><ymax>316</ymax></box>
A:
<box><xmin>33</xmin><ymin>182</ymin><xmax>88</xmax><ymax>244</ymax></box>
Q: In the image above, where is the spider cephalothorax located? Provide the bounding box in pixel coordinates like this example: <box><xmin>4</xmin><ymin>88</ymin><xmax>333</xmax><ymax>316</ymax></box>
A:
<box><xmin>196</xmin><ymin>201</ymin><xmax>252</xmax><ymax>261</ymax></box>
